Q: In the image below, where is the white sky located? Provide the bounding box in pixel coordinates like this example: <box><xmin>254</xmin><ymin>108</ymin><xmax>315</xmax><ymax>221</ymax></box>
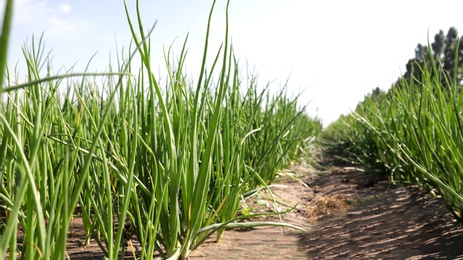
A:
<box><xmin>3</xmin><ymin>0</ymin><xmax>463</xmax><ymax>126</ymax></box>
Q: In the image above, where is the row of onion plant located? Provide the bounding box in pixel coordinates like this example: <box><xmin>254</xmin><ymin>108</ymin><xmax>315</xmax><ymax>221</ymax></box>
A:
<box><xmin>324</xmin><ymin>44</ymin><xmax>463</xmax><ymax>224</ymax></box>
<box><xmin>0</xmin><ymin>0</ymin><xmax>322</xmax><ymax>259</ymax></box>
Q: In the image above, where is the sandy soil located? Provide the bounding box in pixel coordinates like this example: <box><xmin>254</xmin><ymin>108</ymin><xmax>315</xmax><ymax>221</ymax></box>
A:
<box><xmin>189</xmin><ymin>163</ymin><xmax>463</xmax><ymax>260</ymax></box>
<box><xmin>52</xmin><ymin>160</ymin><xmax>463</xmax><ymax>259</ymax></box>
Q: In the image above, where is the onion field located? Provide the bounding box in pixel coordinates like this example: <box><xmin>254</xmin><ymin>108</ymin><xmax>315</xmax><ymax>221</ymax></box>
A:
<box><xmin>2</xmin><ymin>0</ymin><xmax>463</xmax><ymax>259</ymax></box>
<box><xmin>0</xmin><ymin>1</ymin><xmax>322</xmax><ymax>259</ymax></box>
<box><xmin>324</xmin><ymin>46</ymin><xmax>463</xmax><ymax>225</ymax></box>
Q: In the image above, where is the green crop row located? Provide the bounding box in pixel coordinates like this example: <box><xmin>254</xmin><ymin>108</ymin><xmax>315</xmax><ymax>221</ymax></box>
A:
<box><xmin>324</xmin><ymin>44</ymin><xmax>463</xmax><ymax>224</ymax></box>
<box><xmin>0</xmin><ymin>1</ymin><xmax>322</xmax><ymax>259</ymax></box>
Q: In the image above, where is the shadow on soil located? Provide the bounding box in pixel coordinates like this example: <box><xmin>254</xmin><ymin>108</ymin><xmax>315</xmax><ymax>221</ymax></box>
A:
<box><xmin>299</xmin><ymin>184</ymin><xmax>463</xmax><ymax>259</ymax></box>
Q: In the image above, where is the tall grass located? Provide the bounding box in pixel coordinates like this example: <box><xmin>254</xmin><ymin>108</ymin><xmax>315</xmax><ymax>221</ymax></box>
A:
<box><xmin>0</xmin><ymin>0</ymin><xmax>322</xmax><ymax>259</ymax></box>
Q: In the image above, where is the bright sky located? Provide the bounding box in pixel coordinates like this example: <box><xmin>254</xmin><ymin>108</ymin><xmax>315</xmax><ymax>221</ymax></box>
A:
<box><xmin>4</xmin><ymin>0</ymin><xmax>463</xmax><ymax>126</ymax></box>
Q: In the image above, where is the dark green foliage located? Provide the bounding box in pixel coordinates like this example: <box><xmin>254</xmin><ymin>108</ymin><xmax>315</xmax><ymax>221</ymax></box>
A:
<box><xmin>401</xmin><ymin>27</ymin><xmax>463</xmax><ymax>89</ymax></box>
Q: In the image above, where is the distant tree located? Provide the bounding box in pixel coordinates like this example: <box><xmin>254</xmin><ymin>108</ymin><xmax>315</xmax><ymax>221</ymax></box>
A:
<box><xmin>355</xmin><ymin>87</ymin><xmax>386</xmax><ymax>111</ymax></box>
<box><xmin>400</xmin><ymin>27</ymin><xmax>463</xmax><ymax>89</ymax></box>
<box><xmin>369</xmin><ymin>86</ymin><xmax>385</xmax><ymax>101</ymax></box>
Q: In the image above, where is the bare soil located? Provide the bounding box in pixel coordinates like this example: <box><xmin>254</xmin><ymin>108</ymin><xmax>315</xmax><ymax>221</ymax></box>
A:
<box><xmin>189</xmin><ymin>163</ymin><xmax>463</xmax><ymax>260</ymax></box>
<box><xmin>30</xmin><ymin>159</ymin><xmax>463</xmax><ymax>259</ymax></box>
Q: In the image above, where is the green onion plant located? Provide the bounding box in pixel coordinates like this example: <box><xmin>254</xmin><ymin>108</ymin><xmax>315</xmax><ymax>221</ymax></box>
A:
<box><xmin>0</xmin><ymin>0</ymin><xmax>322</xmax><ymax>259</ymax></box>
<box><xmin>325</xmin><ymin>40</ymin><xmax>463</xmax><ymax>224</ymax></box>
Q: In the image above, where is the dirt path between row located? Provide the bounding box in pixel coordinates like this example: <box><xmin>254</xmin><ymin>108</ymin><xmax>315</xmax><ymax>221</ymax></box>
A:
<box><xmin>189</xmin><ymin>163</ymin><xmax>463</xmax><ymax>260</ymax></box>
